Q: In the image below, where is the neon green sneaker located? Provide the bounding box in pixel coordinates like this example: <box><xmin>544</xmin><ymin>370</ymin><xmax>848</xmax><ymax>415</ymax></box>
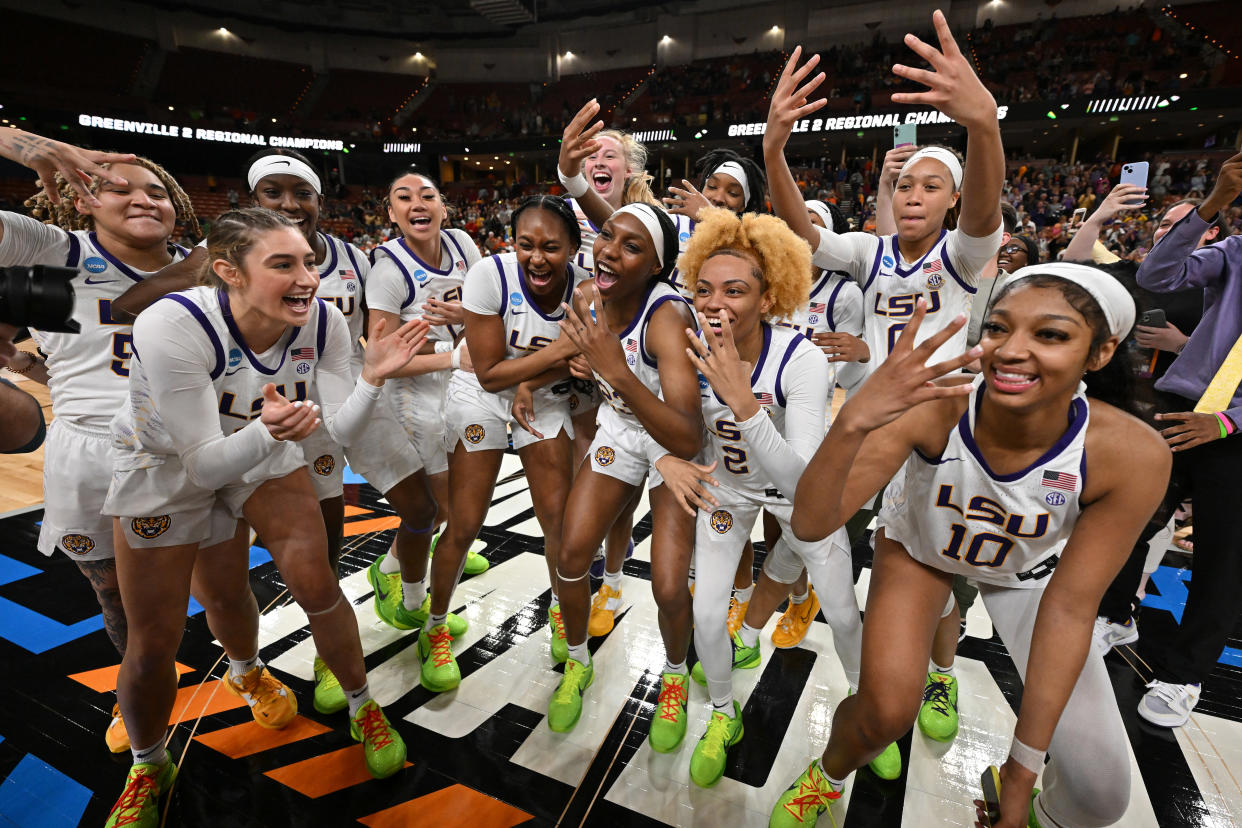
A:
<box><xmin>429</xmin><ymin>533</ymin><xmax>490</xmax><ymax>575</ymax></box>
<box><xmin>312</xmin><ymin>655</ymin><xmax>347</xmax><ymax>714</ymax></box>
<box><xmin>350</xmin><ymin>700</ymin><xmax>406</xmax><ymax>779</ymax></box>
<box><xmin>648</xmin><ymin>672</ymin><xmax>689</xmax><ymax>753</ymax></box>
<box><xmin>868</xmin><ymin>740</ymin><xmax>901</xmax><ymax>780</ymax></box>
<box><xmin>691</xmin><ymin>631</ymin><xmax>761</xmax><ymax>685</ymax></box>
<box><xmin>979</xmin><ymin>765</ymin><xmax>1043</xmax><ymax>827</ymax></box>
<box><xmin>395</xmin><ymin>594</ymin><xmax>468</xmax><ymax>636</ymax></box>
<box><xmin>690</xmin><ymin>700</ymin><xmax>744</xmax><ymax>787</ymax></box>
<box><xmin>918</xmin><ymin>671</ymin><xmax>959</xmax><ymax>742</ymax></box>
<box><xmin>417</xmin><ymin>623</ymin><xmax>461</xmax><ymax>692</ymax></box>
<box><xmin>549</xmin><ymin>603</ymin><xmax>569</xmax><ymax>663</ymax></box>
<box><xmin>104</xmin><ymin>760</ymin><xmax>176</xmax><ymax>828</ymax></box>
<box><xmin>769</xmin><ymin>759</ymin><xmax>842</xmax><ymax>827</ymax></box>
<box><xmin>548</xmin><ymin>656</ymin><xmax>594</xmax><ymax>732</ymax></box>
<box><xmin>366</xmin><ymin>555</ymin><xmax>403</xmax><ymax>623</ymax></box>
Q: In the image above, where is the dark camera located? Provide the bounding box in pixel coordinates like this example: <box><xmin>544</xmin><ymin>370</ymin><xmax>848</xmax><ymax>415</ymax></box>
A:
<box><xmin>0</xmin><ymin>266</ymin><xmax>80</xmax><ymax>333</ymax></box>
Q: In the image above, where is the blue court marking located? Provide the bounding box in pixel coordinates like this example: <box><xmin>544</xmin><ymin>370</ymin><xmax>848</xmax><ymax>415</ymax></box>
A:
<box><xmin>186</xmin><ymin>545</ymin><xmax>272</xmax><ymax>617</ymax></box>
<box><xmin>0</xmin><ymin>754</ymin><xmax>91</xmax><ymax>828</ymax></box>
<box><xmin>1139</xmin><ymin>564</ymin><xmax>1242</xmax><ymax>666</ymax></box>
<box><xmin>342</xmin><ymin>463</ymin><xmax>367</xmax><ymax>485</ymax></box>
<box><xmin>0</xmin><ymin>554</ymin><xmax>103</xmax><ymax>654</ymax></box>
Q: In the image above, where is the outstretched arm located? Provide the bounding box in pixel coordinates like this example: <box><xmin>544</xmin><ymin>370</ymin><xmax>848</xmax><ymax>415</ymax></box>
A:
<box><xmin>559</xmin><ymin>100</ymin><xmax>615</xmax><ymax>228</ymax></box>
<box><xmin>113</xmin><ymin>246</ymin><xmax>207</xmax><ymax>322</ymax></box>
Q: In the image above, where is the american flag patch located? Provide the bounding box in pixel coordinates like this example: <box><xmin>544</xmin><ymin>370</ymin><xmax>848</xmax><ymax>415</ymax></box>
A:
<box><xmin>809</xmin><ymin>302</ymin><xmax>827</xmax><ymax>315</ymax></box>
<box><xmin>339</xmin><ymin>268</ymin><xmax>356</xmax><ymax>280</ymax></box>
<box><xmin>290</xmin><ymin>347</ymin><xmax>316</xmax><ymax>361</ymax></box>
<box><xmin>1042</xmin><ymin>470</ymin><xmax>1078</xmax><ymax>490</ymax></box>
<box><xmin>923</xmin><ymin>260</ymin><xmax>943</xmax><ymax>273</ymax></box>
<box><xmin>624</xmin><ymin>338</ymin><xmax>638</xmax><ymax>353</ymax></box>
<box><xmin>754</xmin><ymin>391</ymin><xmax>774</xmax><ymax>405</ymax></box>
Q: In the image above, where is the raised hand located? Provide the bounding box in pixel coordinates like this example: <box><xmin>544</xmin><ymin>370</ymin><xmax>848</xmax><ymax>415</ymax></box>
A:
<box><xmin>685</xmin><ymin>312</ymin><xmax>758</xmax><ymax>420</ymax></box>
<box><xmin>891</xmin><ymin>10</ymin><xmax>997</xmax><ymax>129</ymax></box>
<box><xmin>663</xmin><ymin>179</ymin><xmax>711</xmax><ymax>221</ymax></box>
<box><xmin>560</xmin><ymin>283</ymin><xmax>626</xmax><ymax>382</ymax></box>
<box><xmin>0</xmin><ymin>129</ymin><xmax>136</xmax><ymax>206</ymax></box>
<box><xmin>881</xmin><ymin>144</ymin><xmax>920</xmax><ymax>188</ymax></box>
<box><xmin>1202</xmin><ymin>150</ymin><xmax>1242</xmax><ymax>217</ymax></box>
<box><xmin>1092</xmin><ymin>183</ymin><xmax>1148</xmax><ymax>224</ymax></box>
<box><xmin>559</xmin><ymin>99</ymin><xmax>605</xmax><ymax>179</ymax></box>
<box><xmin>259</xmin><ymin>383</ymin><xmax>320</xmax><ymax>441</ymax></box>
<box><xmin>361</xmin><ymin>317</ymin><xmax>429</xmax><ymax>384</ymax></box>
<box><xmin>763</xmin><ymin>45</ymin><xmax>827</xmax><ymax>154</ymax></box>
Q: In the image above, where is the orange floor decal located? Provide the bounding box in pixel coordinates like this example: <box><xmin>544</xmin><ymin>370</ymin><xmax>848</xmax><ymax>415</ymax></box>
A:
<box><xmin>264</xmin><ymin>744</ymin><xmax>411</xmax><ymax>798</ymax></box>
<box><xmin>195</xmin><ymin>715</ymin><xmax>332</xmax><ymax>759</ymax></box>
<box><xmin>344</xmin><ymin>516</ymin><xmax>401</xmax><ymax>536</ymax></box>
<box><xmin>68</xmin><ymin>662</ymin><xmax>194</xmax><ymax>694</ymax></box>
<box><xmin>357</xmin><ymin>784</ymin><xmax>533</xmax><ymax>828</ymax></box>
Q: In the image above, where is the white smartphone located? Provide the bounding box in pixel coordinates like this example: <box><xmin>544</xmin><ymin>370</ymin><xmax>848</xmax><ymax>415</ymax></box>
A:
<box><xmin>1120</xmin><ymin>161</ymin><xmax>1149</xmax><ymax>205</ymax></box>
<box><xmin>893</xmin><ymin>123</ymin><xmax>917</xmax><ymax>148</ymax></box>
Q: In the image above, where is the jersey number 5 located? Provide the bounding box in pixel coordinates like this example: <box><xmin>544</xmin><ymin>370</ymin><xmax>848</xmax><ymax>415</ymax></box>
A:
<box><xmin>111</xmin><ymin>333</ymin><xmax>133</xmax><ymax>376</ymax></box>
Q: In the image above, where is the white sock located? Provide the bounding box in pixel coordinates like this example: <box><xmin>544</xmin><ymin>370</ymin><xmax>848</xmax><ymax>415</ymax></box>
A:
<box><xmin>228</xmin><ymin>653</ymin><xmax>261</xmax><ymax>679</ymax></box>
<box><xmin>132</xmin><ymin>739</ymin><xmax>170</xmax><ymax>767</ymax></box>
<box><xmin>739</xmin><ymin>622</ymin><xmax>761</xmax><ymax>648</ymax></box>
<box><xmin>734</xmin><ymin>583</ymin><xmax>755</xmax><ymax>603</ymax></box>
<box><xmin>551</xmin><ymin>591</ymin><xmax>558</xmax><ymax>607</ymax></box>
<box><xmin>379</xmin><ymin>552</ymin><xmax>401</xmax><ymax>575</ymax></box>
<box><xmin>428</xmin><ymin>612</ymin><xmax>448</xmax><ymax>630</ymax></box>
<box><xmin>930</xmin><ymin>660</ymin><xmax>955</xmax><ymax>676</ymax></box>
<box><xmin>604</xmin><ymin>568</ymin><xmax>622</xmax><ymax>590</ymax></box>
<box><xmin>791</xmin><ymin>586</ymin><xmax>810</xmax><ymax>605</ymax></box>
<box><xmin>345</xmin><ymin>683</ymin><xmax>372</xmax><ymax>717</ymax></box>
<box><xmin>826</xmin><ymin>771</ymin><xmax>846</xmax><ymax>790</ymax></box>
<box><xmin>402</xmin><ymin>579</ymin><xmax>427</xmax><ymax>611</ymax></box>
<box><xmin>713</xmin><ymin>697</ymin><xmax>735</xmax><ymax>715</ymax></box>
<box><xmin>664</xmin><ymin>658</ymin><xmax>687</xmax><ymax>675</ymax></box>
<box><xmin>567</xmin><ymin>641</ymin><xmax>590</xmax><ymax>665</ymax></box>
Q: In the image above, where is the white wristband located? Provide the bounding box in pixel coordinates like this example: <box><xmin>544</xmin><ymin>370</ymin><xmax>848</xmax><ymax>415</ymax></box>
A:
<box><xmin>557</xmin><ymin>166</ymin><xmax>589</xmax><ymax>199</ymax></box>
<box><xmin>1009</xmin><ymin>735</ymin><xmax>1046</xmax><ymax>776</ymax></box>
<box><xmin>451</xmin><ymin>344</ymin><xmax>462</xmax><ymax>370</ymax></box>
<box><xmin>434</xmin><ymin>340</ymin><xmax>453</xmax><ymax>354</ymax></box>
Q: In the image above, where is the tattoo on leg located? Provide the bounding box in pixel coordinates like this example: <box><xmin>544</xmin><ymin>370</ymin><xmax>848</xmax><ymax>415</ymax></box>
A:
<box><xmin>74</xmin><ymin>556</ymin><xmax>128</xmax><ymax>656</ymax></box>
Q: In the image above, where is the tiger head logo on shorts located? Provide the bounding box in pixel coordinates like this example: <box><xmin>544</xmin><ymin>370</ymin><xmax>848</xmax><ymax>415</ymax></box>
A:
<box><xmin>594</xmin><ymin>446</ymin><xmax>616</xmax><ymax>467</ymax></box>
<box><xmin>131</xmin><ymin>516</ymin><xmax>172</xmax><ymax>540</ymax></box>
<box><xmin>60</xmin><ymin>534</ymin><xmax>96</xmax><ymax>556</ymax></box>
<box><xmin>464</xmin><ymin>424</ymin><xmax>486</xmax><ymax>444</ymax></box>
<box><xmin>709</xmin><ymin>509</ymin><xmax>734</xmax><ymax>534</ymax></box>
<box><xmin>313</xmin><ymin>454</ymin><xmax>336</xmax><ymax>476</ymax></box>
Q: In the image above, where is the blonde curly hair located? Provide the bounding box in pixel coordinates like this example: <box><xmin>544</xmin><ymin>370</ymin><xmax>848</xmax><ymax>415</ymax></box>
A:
<box><xmin>676</xmin><ymin>206</ymin><xmax>811</xmax><ymax>321</ymax></box>
<box><xmin>24</xmin><ymin>155</ymin><xmax>199</xmax><ymax>238</ymax></box>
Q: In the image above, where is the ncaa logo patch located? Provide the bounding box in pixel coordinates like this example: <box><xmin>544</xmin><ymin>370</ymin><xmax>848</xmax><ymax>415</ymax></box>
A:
<box><xmin>510</xmin><ymin>292</ymin><xmax>523</xmax><ymax>307</ymax></box>
<box><xmin>61</xmin><ymin>534</ymin><xmax>96</xmax><ymax>556</ymax></box>
<box><xmin>882</xmin><ymin>255</ymin><xmax>895</xmax><ymax>269</ymax></box>
<box><xmin>594</xmin><ymin>446</ymin><xmax>616</xmax><ymax>467</ymax></box>
<box><xmin>83</xmin><ymin>256</ymin><xmax>108</xmax><ymax>273</ymax></box>
<box><xmin>414</xmin><ymin>269</ymin><xmax>429</xmax><ymax>283</ymax></box>
<box><xmin>1045</xmin><ymin>491</ymin><xmax>1067</xmax><ymax>507</ymax></box>
<box><xmin>131</xmin><ymin>516</ymin><xmax>172</xmax><ymax>540</ymax></box>
<box><xmin>926</xmin><ymin>273</ymin><xmax>944</xmax><ymax>289</ymax></box>
<box><xmin>313</xmin><ymin>454</ymin><xmax>336</xmax><ymax>476</ymax></box>
<box><xmin>228</xmin><ymin>348</ymin><xmax>243</xmax><ymax>369</ymax></box>
<box><xmin>709</xmin><ymin>509</ymin><xmax>734</xmax><ymax>534</ymax></box>
<box><xmin>679</xmin><ymin>231</ymin><xmax>691</xmax><ymax>243</ymax></box>
<box><xmin>464</xmin><ymin>424</ymin><xmax>486</xmax><ymax>444</ymax></box>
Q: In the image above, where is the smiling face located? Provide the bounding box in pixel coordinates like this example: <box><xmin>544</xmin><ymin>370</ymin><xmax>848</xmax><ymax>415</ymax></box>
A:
<box><xmin>585</xmin><ymin>135</ymin><xmax>629</xmax><ymax>207</ymax></box>
<box><xmin>76</xmin><ymin>163</ymin><xmax>176</xmax><ymax>249</ymax></box>
<box><xmin>997</xmin><ymin>240</ymin><xmax>1029</xmax><ymax>273</ymax></box>
<box><xmin>252</xmin><ymin>173</ymin><xmax>320</xmax><ymax>242</ymax></box>
<box><xmin>514</xmin><ymin>207</ymin><xmax>573</xmax><ymax>300</ymax></box>
<box><xmin>591</xmin><ymin>211</ymin><xmax>661</xmax><ymax>300</ymax></box>
<box><xmin>702</xmin><ymin>171</ymin><xmax>746</xmax><ymax>213</ymax></box>
<box><xmin>217</xmin><ymin>226</ymin><xmax>320</xmax><ymax>328</ymax></box>
<box><xmin>387</xmin><ymin>174</ymin><xmax>445</xmax><ymax>242</ymax></box>
<box><xmin>980</xmin><ymin>282</ymin><xmax>1116</xmax><ymax>410</ymax></box>
<box><xmin>693</xmin><ymin>251</ymin><xmax>770</xmax><ymax>338</ymax></box>
<box><xmin>893</xmin><ymin>158</ymin><xmax>959</xmax><ymax>242</ymax></box>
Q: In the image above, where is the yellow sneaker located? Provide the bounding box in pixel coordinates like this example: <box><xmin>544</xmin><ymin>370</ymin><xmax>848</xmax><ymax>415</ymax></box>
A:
<box><xmin>727</xmin><ymin>595</ymin><xmax>750</xmax><ymax>637</ymax></box>
<box><xmin>772</xmin><ymin>588</ymin><xmax>820</xmax><ymax>649</ymax></box>
<box><xmin>224</xmin><ymin>666</ymin><xmax>297</xmax><ymax>729</ymax></box>
<box><xmin>588</xmin><ymin>584</ymin><xmax>622</xmax><ymax>636</ymax></box>
<box><xmin>105</xmin><ymin>703</ymin><xmax>130</xmax><ymax>753</ymax></box>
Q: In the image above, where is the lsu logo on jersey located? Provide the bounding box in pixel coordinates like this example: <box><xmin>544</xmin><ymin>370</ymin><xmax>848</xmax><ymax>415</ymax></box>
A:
<box><xmin>313</xmin><ymin>454</ymin><xmax>336</xmax><ymax>476</ymax></box>
<box><xmin>709</xmin><ymin>509</ymin><xmax>734</xmax><ymax>534</ymax></box>
<box><xmin>464</xmin><ymin>424</ymin><xmax>486</xmax><ymax>444</ymax></box>
<box><xmin>131</xmin><ymin>516</ymin><xmax>172</xmax><ymax>540</ymax></box>
<box><xmin>594</xmin><ymin>446</ymin><xmax>616</xmax><ymax>467</ymax></box>
<box><xmin>60</xmin><ymin>533</ymin><xmax>96</xmax><ymax>556</ymax></box>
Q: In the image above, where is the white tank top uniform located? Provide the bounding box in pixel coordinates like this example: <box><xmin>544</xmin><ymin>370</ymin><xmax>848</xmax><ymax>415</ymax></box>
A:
<box><xmin>587</xmin><ymin>280</ymin><xmax>695</xmax><ymax>487</ymax></box>
<box><xmin>447</xmin><ymin>252</ymin><xmax>593</xmax><ymax>453</ymax></box>
<box><xmin>299</xmin><ymin>233</ymin><xmax>421</xmax><ymax>499</ymax></box>
<box><xmin>777</xmin><ymin>269</ymin><xmax>865</xmax><ymax>392</ymax></box>
<box><xmin>367</xmin><ymin>229</ymin><xmax>480</xmax><ymax>475</ymax></box>
<box><xmin>880</xmin><ymin>375</ymin><xmax>1087</xmax><ymax>587</ymax></box>
<box><xmin>0</xmin><ymin>213</ymin><xmax>188</xmax><ymax>561</ymax></box>
<box><xmin>104</xmin><ymin>286</ymin><xmax>386</xmax><ymax>548</ymax></box>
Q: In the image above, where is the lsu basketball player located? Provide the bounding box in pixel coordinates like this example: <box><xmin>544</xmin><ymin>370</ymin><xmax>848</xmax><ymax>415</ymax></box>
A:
<box><xmin>102</xmin><ymin>208</ymin><xmax>419</xmax><ymax>826</ymax></box>
<box><xmin>0</xmin><ymin>129</ymin><xmax>196</xmax><ymax>755</ymax></box>
<box><xmin>417</xmin><ymin>196</ymin><xmax>592</xmax><ymax>692</ymax></box>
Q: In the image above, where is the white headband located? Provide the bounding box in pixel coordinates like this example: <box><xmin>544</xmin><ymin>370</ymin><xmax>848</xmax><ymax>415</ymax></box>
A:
<box><xmin>900</xmin><ymin>147</ymin><xmax>963</xmax><ymax>191</ymax></box>
<box><xmin>805</xmin><ymin>199</ymin><xmax>836</xmax><ymax>231</ymax></box>
<box><xmin>613</xmin><ymin>203</ymin><xmax>666</xmax><ymax>267</ymax></box>
<box><xmin>1005</xmin><ymin>262</ymin><xmax>1136</xmax><ymax>337</ymax></box>
<box><xmin>711</xmin><ymin>161</ymin><xmax>751</xmax><ymax>206</ymax></box>
<box><xmin>247</xmin><ymin>155</ymin><xmax>322</xmax><ymax>195</ymax></box>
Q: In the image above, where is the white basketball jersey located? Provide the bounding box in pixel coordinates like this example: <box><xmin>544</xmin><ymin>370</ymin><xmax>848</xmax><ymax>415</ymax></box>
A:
<box><xmin>32</xmin><ymin>231</ymin><xmax>188</xmax><ymax>432</ymax></box>
<box><xmin>879</xmin><ymin>377</ymin><xmax>1088</xmax><ymax>588</ymax></box>
<box><xmin>115</xmin><ymin>286</ymin><xmax>329</xmax><ymax>458</ymax></box>
<box><xmin>314</xmin><ymin>232</ymin><xmax>368</xmax><ymax>360</ymax></box>
<box><xmin>594</xmin><ymin>281</ymin><xmax>693</xmax><ymax>428</ymax></box>
<box><xmin>779</xmin><ymin>271</ymin><xmax>862</xmax><ymax>339</ymax></box>
<box><xmin>370</xmin><ymin>229</ymin><xmax>473</xmax><ymax>342</ymax></box>
<box><xmin>862</xmin><ymin>231</ymin><xmax>976</xmax><ymax>368</ymax></box>
<box><xmin>458</xmin><ymin>252</ymin><xmax>592</xmax><ymax>401</ymax></box>
<box><xmin>700</xmin><ymin>324</ymin><xmax>820</xmax><ymax>499</ymax></box>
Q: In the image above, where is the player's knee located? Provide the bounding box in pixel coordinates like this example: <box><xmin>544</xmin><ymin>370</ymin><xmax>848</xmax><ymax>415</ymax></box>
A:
<box><xmin>692</xmin><ymin>594</ymin><xmax>726</xmax><ymax>632</ymax></box>
<box><xmin>651</xmin><ymin>574</ymin><xmax>689</xmax><ymax>613</ymax></box>
<box><xmin>853</xmin><ymin>692</ymin><xmax>915</xmax><ymax>748</ymax></box>
<box><xmin>1063</xmin><ymin>752</ymin><xmax>1130</xmax><ymax>825</ymax></box>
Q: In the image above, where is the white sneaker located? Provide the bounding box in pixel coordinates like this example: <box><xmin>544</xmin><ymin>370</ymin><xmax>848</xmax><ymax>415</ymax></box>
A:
<box><xmin>1092</xmin><ymin>615</ymin><xmax>1139</xmax><ymax>656</ymax></box>
<box><xmin>1138</xmin><ymin>680</ymin><xmax>1201</xmax><ymax>727</ymax></box>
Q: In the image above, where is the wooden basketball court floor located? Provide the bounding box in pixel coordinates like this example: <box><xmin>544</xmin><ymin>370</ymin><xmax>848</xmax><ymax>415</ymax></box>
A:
<box><xmin>1</xmin><ymin>367</ymin><xmax>1241</xmax><ymax>827</ymax></box>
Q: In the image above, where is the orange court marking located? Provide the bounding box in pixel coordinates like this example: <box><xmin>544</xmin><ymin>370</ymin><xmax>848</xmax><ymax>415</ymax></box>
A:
<box><xmin>264</xmin><ymin>744</ymin><xmax>411</xmax><ymax>798</ymax></box>
<box><xmin>69</xmin><ymin>662</ymin><xmax>193</xmax><ymax>694</ymax></box>
<box><xmin>195</xmin><ymin>715</ymin><xmax>332</xmax><ymax>759</ymax></box>
<box><xmin>357</xmin><ymin>784</ymin><xmax>533</xmax><ymax>828</ymax></box>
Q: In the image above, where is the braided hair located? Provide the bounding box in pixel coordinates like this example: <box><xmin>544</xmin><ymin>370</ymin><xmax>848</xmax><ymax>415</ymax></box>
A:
<box><xmin>511</xmin><ymin>195</ymin><xmax>581</xmax><ymax>251</ymax></box>
<box><xmin>695</xmin><ymin>148</ymin><xmax>767</xmax><ymax>215</ymax></box>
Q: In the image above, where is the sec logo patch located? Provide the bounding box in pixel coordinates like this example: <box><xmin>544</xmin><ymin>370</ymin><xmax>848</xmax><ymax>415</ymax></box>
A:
<box><xmin>61</xmin><ymin>534</ymin><xmax>96</xmax><ymax>556</ymax></box>
<box><xmin>709</xmin><ymin>509</ymin><xmax>734</xmax><ymax>534</ymax></box>
<box><xmin>464</xmin><ymin>424</ymin><xmax>486</xmax><ymax>444</ymax></box>
<box><xmin>1045</xmin><ymin>491</ymin><xmax>1067</xmax><ymax>507</ymax></box>
<box><xmin>313</xmin><ymin>454</ymin><xmax>336</xmax><ymax>476</ymax></box>
<box><xmin>131</xmin><ymin>515</ymin><xmax>172</xmax><ymax>540</ymax></box>
<box><xmin>594</xmin><ymin>446</ymin><xmax>616</xmax><ymax>467</ymax></box>
<box><xmin>926</xmin><ymin>273</ymin><xmax>944</xmax><ymax>289</ymax></box>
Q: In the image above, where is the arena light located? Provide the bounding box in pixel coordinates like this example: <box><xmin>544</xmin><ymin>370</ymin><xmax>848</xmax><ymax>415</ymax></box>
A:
<box><xmin>1179</xmin><ymin>73</ymin><xmax>1188</xmax><ymax>79</ymax></box>
<box><xmin>661</xmin><ymin>35</ymin><xmax>671</xmax><ymax>44</ymax></box>
<box><xmin>414</xmin><ymin>52</ymin><xmax>424</xmax><ymax>60</ymax></box>
<box><xmin>563</xmin><ymin>51</ymin><xmax>574</xmax><ymax>59</ymax></box>
<box><xmin>770</xmin><ymin>25</ymin><xmax>781</xmax><ymax>33</ymax></box>
<box><xmin>217</xmin><ymin>27</ymin><xmax>229</xmax><ymax>35</ymax></box>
